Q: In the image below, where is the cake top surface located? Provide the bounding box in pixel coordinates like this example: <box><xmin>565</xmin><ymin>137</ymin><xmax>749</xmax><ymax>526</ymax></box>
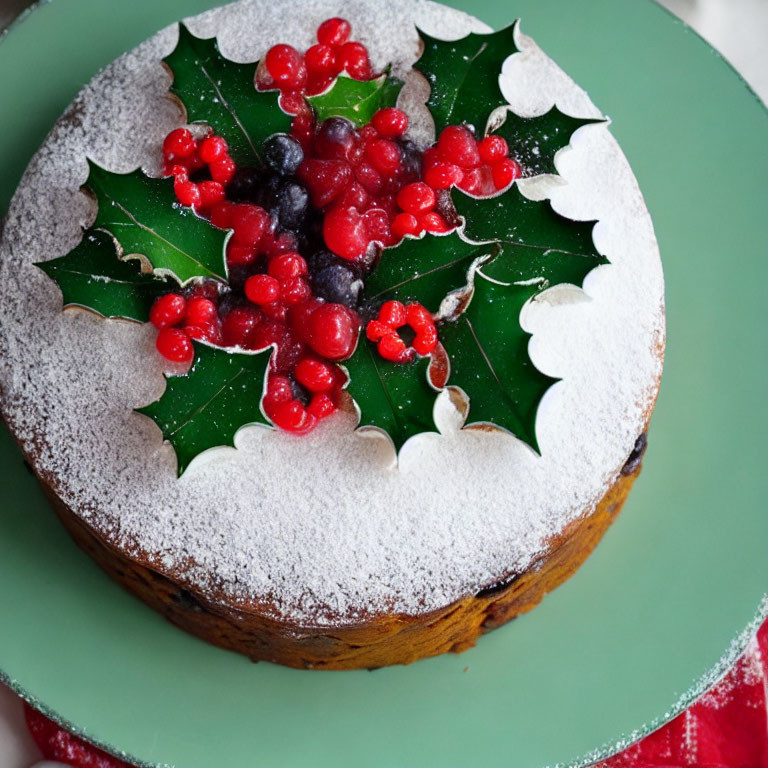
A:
<box><xmin>0</xmin><ymin>0</ymin><xmax>664</xmax><ymax>624</ymax></box>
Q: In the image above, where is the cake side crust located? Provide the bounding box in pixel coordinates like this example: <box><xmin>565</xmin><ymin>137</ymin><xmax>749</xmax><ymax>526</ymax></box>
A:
<box><xmin>36</xmin><ymin>443</ymin><xmax>644</xmax><ymax>669</ymax></box>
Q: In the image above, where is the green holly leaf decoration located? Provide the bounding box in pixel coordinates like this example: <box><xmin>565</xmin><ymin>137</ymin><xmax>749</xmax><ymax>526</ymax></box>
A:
<box><xmin>36</xmin><ymin>229</ymin><xmax>178</xmax><ymax>322</ymax></box>
<box><xmin>307</xmin><ymin>71</ymin><xmax>403</xmax><ymax>127</ymax></box>
<box><xmin>493</xmin><ymin>106</ymin><xmax>604</xmax><ymax>177</ymax></box>
<box><xmin>137</xmin><ymin>342</ymin><xmax>273</xmax><ymax>475</ymax></box>
<box><xmin>86</xmin><ymin>161</ymin><xmax>228</xmax><ymax>283</ymax></box>
<box><xmin>437</xmin><ymin>274</ymin><xmax>556</xmax><ymax>451</ymax></box>
<box><xmin>453</xmin><ymin>184</ymin><xmax>600</xmax><ymax>259</ymax></box>
<box><xmin>344</xmin><ymin>342</ymin><xmax>436</xmax><ymax>451</ymax></box>
<box><xmin>365</xmin><ymin>231</ymin><xmax>495</xmax><ymax>310</ymax></box>
<box><xmin>164</xmin><ymin>24</ymin><xmax>292</xmax><ymax>167</ymax></box>
<box><xmin>414</xmin><ymin>23</ymin><xmax>519</xmax><ymax>134</ymax></box>
<box><xmin>478</xmin><ymin>241</ymin><xmax>608</xmax><ymax>291</ymax></box>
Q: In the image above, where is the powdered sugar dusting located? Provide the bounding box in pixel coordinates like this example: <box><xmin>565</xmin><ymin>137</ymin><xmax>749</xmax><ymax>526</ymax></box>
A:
<box><xmin>0</xmin><ymin>0</ymin><xmax>664</xmax><ymax>625</ymax></box>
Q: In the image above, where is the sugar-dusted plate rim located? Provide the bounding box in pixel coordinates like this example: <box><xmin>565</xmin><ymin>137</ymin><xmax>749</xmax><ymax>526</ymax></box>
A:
<box><xmin>0</xmin><ymin>0</ymin><xmax>767</xmax><ymax>767</ymax></box>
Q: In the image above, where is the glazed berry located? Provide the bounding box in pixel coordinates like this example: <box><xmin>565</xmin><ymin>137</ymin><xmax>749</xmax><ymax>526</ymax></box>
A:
<box><xmin>185</xmin><ymin>296</ymin><xmax>218</xmax><ymax>326</ymax></box>
<box><xmin>365</xmin><ymin>139</ymin><xmax>401</xmax><ymax>175</ymax></box>
<box><xmin>226</xmin><ymin>243</ymin><xmax>257</xmax><ymax>267</ymax></box>
<box><xmin>268</xmin><ymin>252</ymin><xmax>308</xmax><ymax>281</ymax></box>
<box><xmin>378</xmin><ymin>332</ymin><xmax>413</xmax><ymax>363</ymax></box>
<box><xmin>317</xmin><ymin>17</ymin><xmax>351</xmax><ymax>47</ymax></box>
<box><xmin>396</xmin><ymin>182</ymin><xmax>436</xmax><ymax>214</ymax></box>
<box><xmin>280</xmin><ymin>277</ymin><xmax>312</xmax><ymax>305</ymax></box>
<box><xmin>163</xmin><ymin>128</ymin><xmax>196</xmax><ymax>162</ymax></box>
<box><xmin>226</xmin><ymin>167</ymin><xmax>263</xmax><ymax>203</ymax></box>
<box><xmin>379</xmin><ymin>300</ymin><xmax>406</xmax><ymax>328</ymax></box>
<box><xmin>209</xmin><ymin>156</ymin><xmax>237</xmax><ymax>185</ymax></box>
<box><xmin>269</xmin><ymin>399</ymin><xmax>316</xmax><ymax>433</ymax></box>
<box><xmin>313</xmin><ymin>117</ymin><xmax>358</xmax><ymax>162</ymax></box>
<box><xmin>245</xmin><ymin>274</ymin><xmax>281</xmax><ymax>305</ymax></box>
<box><xmin>478</xmin><ymin>135</ymin><xmax>509</xmax><ymax>165</ymax></box>
<box><xmin>295</xmin><ymin>356</ymin><xmax>336</xmax><ymax>392</ymax></box>
<box><xmin>185</xmin><ymin>321</ymin><xmax>222</xmax><ymax>345</ymax></box>
<box><xmin>354</xmin><ymin>162</ymin><xmax>383</xmax><ymax>196</ymax></box>
<box><xmin>405</xmin><ymin>302</ymin><xmax>433</xmax><ymax>331</ymax></box>
<box><xmin>167</xmin><ymin>163</ymin><xmax>189</xmax><ymax>182</ymax></box>
<box><xmin>156</xmin><ymin>327</ymin><xmax>194</xmax><ymax>364</ymax></box>
<box><xmin>265</xmin><ymin>44</ymin><xmax>307</xmax><ymax>90</ymax></box>
<box><xmin>391</xmin><ymin>212</ymin><xmax>420</xmax><ymax>239</ymax></box>
<box><xmin>270</xmin><ymin>180</ymin><xmax>309</xmax><ymax>230</ymax></box>
<box><xmin>312</xmin><ymin>263</ymin><xmax>362</xmax><ymax>307</ymax></box>
<box><xmin>174</xmin><ymin>180</ymin><xmax>201</xmax><ymax>207</ymax></box>
<box><xmin>263</xmin><ymin>134</ymin><xmax>305</xmax><ymax>176</ymax></box>
<box><xmin>492</xmin><ymin>157</ymin><xmax>522</xmax><ymax>190</ymax></box>
<box><xmin>305</xmin><ymin>44</ymin><xmax>337</xmax><ymax>80</ymax></box>
<box><xmin>419</xmin><ymin>211</ymin><xmax>450</xmax><ymax>233</ymax></box>
<box><xmin>230</xmin><ymin>204</ymin><xmax>269</xmax><ymax>246</ymax></box>
<box><xmin>437</xmin><ymin>125</ymin><xmax>481</xmax><ymax>168</ymax></box>
<box><xmin>412</xmin><ymin>322</ymin><xmax>438</xmax><ymax>355</ymax></box>
<box><xmin>338</xmin><ymin>41</ymin><xmax>371</xmax><ymax>80</ymax></box>
<box><xmin>221</xmin><ymin>306</ymin><xmax>262</xmax><ymax>348</ymax></box>
<box><xmin>199</xmin><ymin>135</ymin><xmax>229</xmax><ymax>164</ymax></box>
<box><xmin>424</xmin><ymin>162</ymin><xmax>463</xmax><ymax>190</ymax></box>
<box><xmin>371</xmin><ymin>108</ymin><xmax>409</xmax><ymax>138</ymax></box>
<box><xmin>299</xmin><ymin>158</ymin><xmax>353</xmax><ymax>207</ymax></box>
<box><xmin>323</xmin><ymin>205</ymin><xmax>368</xmax><ymax>260</ymax></box>
<box><xmin>308</xmin><ymin>392</ymin><xmax>336</xmax><ymax>419</ymax></box>
<box><xmin>303</xmin><ymin>302</ymin><xmax>360</xmax><ymax>360</ymax></box>
<box><xmin>362</xmin><ymin>207</ymin><xmax>392</xmax><ymax>245</ymax></box>
<box><xmin>150</xmin><ymin>293</ymin><xmax>186</xmax><ymax>329</ymax></box>
<box><xmin>197</xmin><ymin>180</ymin><xmax>226</xmax><ymax>209</ymax></box>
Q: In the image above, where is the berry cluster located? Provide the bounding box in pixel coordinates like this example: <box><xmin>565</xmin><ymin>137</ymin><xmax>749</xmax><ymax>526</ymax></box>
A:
<box><xmin>150</xmin><ymin>17</ymin><xmax>523</xmax><ymax>435</ymax></box>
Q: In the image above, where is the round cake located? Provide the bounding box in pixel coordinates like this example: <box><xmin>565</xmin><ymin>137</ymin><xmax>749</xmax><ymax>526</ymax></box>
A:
<box><xmin>0</xmin><ymin>0</ymin><xmax>665</xmax><ymax>669</ymax></box>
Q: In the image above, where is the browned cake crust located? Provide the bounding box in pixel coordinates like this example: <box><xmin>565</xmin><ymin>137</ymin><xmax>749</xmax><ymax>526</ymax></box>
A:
<box><xmin>30</xmin><ymin>437</ymin><xmax>646</xmax><ymax>670</ymax></box>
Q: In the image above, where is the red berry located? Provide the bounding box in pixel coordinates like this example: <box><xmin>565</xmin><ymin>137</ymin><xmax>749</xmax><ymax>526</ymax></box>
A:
<box><xmin>166</xmin><ymin>163</ymin><xmax>189</xmax><ymax>182</ymax></box>
<box><xmin>280</xmin><ymin>276</ymin><xmax>312</xmax><ymax>305</ymax></box>
<box><xmin>366</xmin><ymin>319</ymin><xmax>390</xmax><ymax>342</ymax></box>
<box><xmin>458</xmin><ymin>165</ymin><xmax>494</xmax><ymax>196</ymax></box>
<box><xmin>478</xmin><ymin>135</ymin><xmax>509</xmax><ymax>165</ymax></box>
<box><xmin>268</xmin><ymin>252</ymin><xmax>308</xmax><ymax>282</ymax></box>
<box><xmin>338</xmin><ymin>42</ymin><xmax>371</xmax><ymax>80</ymax></box>
<box><xmin>279</xmin><ymin>90</ymin><xmax>307</xmax><ymax>115</ymax></box>
<box><xmin>209</xmin><ymin>156</ymin><xmax>236</xmax><ymax>185</ymax></box>
<box><xmin>424</xmin><ymin>161</ymin><xmax>463</xmax><ymax>190</ymax></box>
<box><xmin>264</xmin><ymin>374</ymin><xmax>293</xmax><ymax>406</ymax></box>
<box><xmin>230</xmin><ymin>204</ymin><xmax>269</xmax><ymax>247</ymax></box>
<box><xmin>307</xmin><ymin>75</ymin><xmax>334</xmax><ymax>97</ymax></box>
<box><xmin>378</xmin><ymin>332</ymin><xmax>413</xmax><ymax>363</ymax></box>
<box><xmin>317</xmin><ymin>17</ymin><xmax>352</xmax><ymax>47</ymax></box>
<box><xmin>262</xmin><ymin>301</ymin><xmax>288</xmax><ymax>323</ymax></box>
<box><xmin>185</xmin><ymin>321</ymin><xmax>222</xmax><ymax>345</ymax></box>
<box><xmin>209</xmin><ymin>200</ymin><xmax>236</xmax><ymax>229</ymax></box>
<box><xmin>354</xmin><ymin>162</ymin><xmax>383</xmax><ymax>195</ymax></box>
<box><xmin>304</xmin><ymin>303</ymin><xmax>360</xmax><ymax>360</ymax></box>
<box><xmin>418</xmin><ymin>211</ymin><xmax>450</xmax><ymax>233</ymax></box>
<box><xmin>264</xmin><ymin>230</ymin><xmax>299</xmax><ymax>257</ymax></box>
<box><xmin>197</xmin><ymin>180</ymin><xmax>225</xmax><ymax>209</ymax></box>
<box><xmin>185</xmin><ymin>296</ymin><xmax>217</xmax><ymax>326</ymax></box>
<box><xmin>150</xmin><ymin>293</ymin><xmax>186</xmax><ymax>329</ymax></box>
<box><xmin>298</xmin><ymin>158</ymin><xmax>353</xmax><ymax>208</ymax></box>
<box><xmin>174</xmin><ymin>180</ymin><xmax>201</xmax><ymax>207</ymax></box>
<box><xmin>396</xmin><ymin>181</ymin><xmax>436</xmax><ymax>214</ymax></box>
<box><xmin>269</xmin><ymin>399</ymin><xmax>317</xmax><ymax>434</ymax></box>
<box><xmin>362</xmin><ymin>207</ymin><xmax>392</xmax><ymax>246</ymax></box>
<box><xmin>226</xmin><ymin>243</ymin><xmax>256</xmax><ymax>266</ymax></box>
<box><xmin>308</xmin><ymin>392</ymin><xmax>336</xmax><ymax>419</ymax></box>
<box><xmin>492</xmin><ymin>157</ymin><xmax>522</xmax><ymax>190</ymax></box>
<box><xmin>245</xmin><ymin>274</ymin><xmax>281</xmax><ymax>305</ymax></box>
<box><xmin>371</xmin><ymin>108</ymin><xmax>408</xmax><ymax>138</ymax></box>
<box><xmin>323</xmin><ymin>205</ymin><xmax>369</xmax><ymax>261</ymax></box>
<box><xmin>413</xmin><ymin>323</ymin><xmax>438</xmax><ymax>356</ymax></box>
<box><xmin>405</xmin><ymin>303</ymin><xmax>433</xmax><ymax>332</ymax></box>
<box><xmin>199</xmin><ymin>135</ymin><xmax>229</xmax><ymax>164</ymax></box>
<box><xmin>265</xmin><ymin>44</ymin><xmax>307</xmax><ymax>90</ymax></box>
<box><xmin>437</xmin><ymin>125</ymin><xmax>481</xmax><ymax>169</ymax></box>
<box><xmin>221</xmin><ymin>306</ymin><xmax>262</xmax><ymax>348</ymax></box>
<box><xmin>364</xmin><ymin>138</ymin><xmax>401</xmax><ymax>175</ymax></box>
<box><xmin>156</xmin><ymin>327</ymin><xmax>194</xmax><ymax>364</ymax></box>
<box><xmin>163</xmin><ymin>128</ymin><xmax>196</xmax><ymax>162</ymax></box>
<box><xmin>337</xmin><ymin>181</ymin><xmax>369</xmax><ymax>210</ymax></box>
<box><xmin>305</xmin><ymin>43</ymin><xmax>337</xmax><ymax>79</ymax></box>
<box><xmin>295</xmin><ymin>357</ymin><xmax>336</xmax><ymax>392</ymax></box>
<box><xmin>391</xmin><ymin>212</ymin><xmax>421</xmax><ymax>240</ymax></box>
<box><xmin>379</xmin><ymin>300</ymin><xmax>406</xmax><ymax>328</ymax></box>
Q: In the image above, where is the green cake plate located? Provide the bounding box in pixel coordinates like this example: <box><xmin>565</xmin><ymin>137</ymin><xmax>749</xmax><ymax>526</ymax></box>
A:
<box><xmin>1</xmin><ymin>0</ymin><xmax>767</xmax><ymax>766</ymax></box>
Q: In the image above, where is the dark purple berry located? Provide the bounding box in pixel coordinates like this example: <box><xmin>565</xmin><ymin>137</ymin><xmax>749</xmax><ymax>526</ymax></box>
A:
<box><xmin>313</xmin><ymin>264</ymin><xmax>363</xmax><ymax>308</ymax></box>
<box><xmin>226</xmin><ymin>166</ymin><xmax>263</xmax><ymax>203</ymax></box>
<box><xmin>263</xmin><ymin>134</ymin><xmax>304</xmax><ymax>176</ymax></box>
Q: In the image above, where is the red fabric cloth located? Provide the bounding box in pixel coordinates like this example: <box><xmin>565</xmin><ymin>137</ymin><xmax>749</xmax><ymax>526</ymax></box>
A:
<box><xmin>25</xmin><ymin>619</ymin><xmax>768</xmax><ymax>768</ymax></box>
